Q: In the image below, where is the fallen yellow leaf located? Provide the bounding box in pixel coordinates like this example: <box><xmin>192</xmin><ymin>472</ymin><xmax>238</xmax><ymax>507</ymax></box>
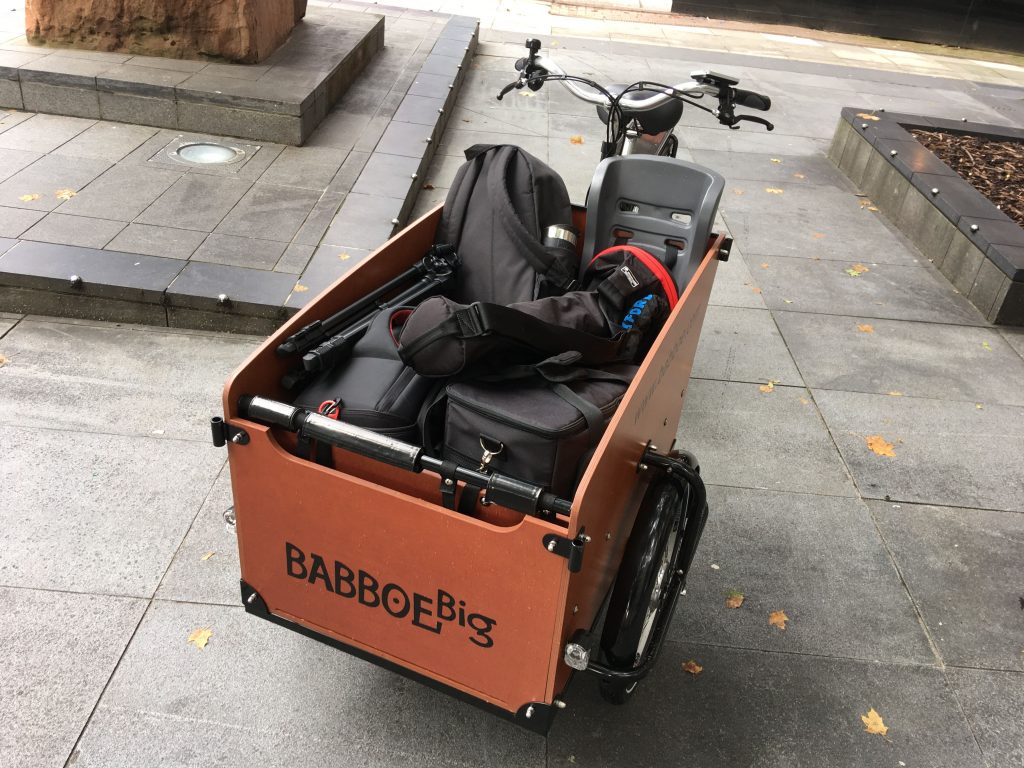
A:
<box><xmin>975</xmin><ymin>403</ymin><xmax>984</xmax><ymax>409</ymax></box>
<box><xmin>770</xmin><ymin>158</ymin><xmax>782</xmax><ymax>164</ymax></box>
<box><xmin>859</xmin><ymin>199</ymin><xmax>874</xmax><ymax>208</ymax></box>
<box><xmin>865</xmin><ymin>435</ymin><xmax>896</xmax><ymax>457</ymax></box>
<box><xmin>888</xmin><ymin>391</ymin><xmax>903</xmax><ymax>396</ymax></box>
<box><xmin>55</xmin><ymin>188</ymin><xmax>76</xmax><ymax>201</ymax></box>
<box><xmin>338</xmin><ymin>252</ymin><xmax>350</xmax><ymax>261</ymax></box>
<box><xmin>812</xmin><ymin>232</ymin><xmax>826</xmax><ymax>239</ymax></box>
<box><xmin>187</xmin><ymin>627</ymin><xmax>212</xmax><ymax>650</ymax></box>
<box><xmin>856</xmin><ymin>113</ymin><xmax>881</xmax><ymax>121</ymax></box>
<box><xmin>200</xmin><ymin>551</ymin><xmax>215</xmax><ymax>561</ymax></box>
<box><xmin>799</xmin><ymin>396</ymin><xmax>810</xmax><ymax>405</ymax></box>
<box><xmin>569</xmin><ymin>135</ymin><xmax>584</xmax><ymax>145</ymax></box>
<box><xmin>783</xmin><ymin>299</ymin><xmax>793</xmax><ymax>304</ymax></box>
<box><xmin>759</xmin><ymin>380</ymin><xmax>777</xmax><ymax>393</ymax></box>
<box><xmin>765</xmin><ymin>187</ymin><xmax>784</xmax><ymax>194</ymax></box>
<box><xmin>861</xmin><ymin>708</ymin><xmax>888</xmax><ymax>736</ymax></box>
<box><xmin>682</xmin><ymin>660</ymin><xmax>703</xmax><ymax>675</ymax></box>
<box><xmin>18</xmin><ymin>193</ymin><xmax>40</xmax><ymax>202</ymax></box>
<box><xmin>845</xmin><ymin>263</ymin><xmax>870</xmax><ymax>277</ymax></box>
<box><xmin>852</xmin><ymin>263</ymin><xmax>870</xmax><ymax>272</ymax></box>
<box><xmin>725</xmin><ymin>591</ymin><xmax>745</xmax><ymax>609</ymax></box>
<box><xmin>293</xmin><ymin>284</ymin><xmax>309</xmax><ymax>293</ymax></box>
<box><xmin>760</xmin><ymin>262</ymin><xmax>770</xmax><ymax>269</ymax></box>
<box><xmin>0</xmin><ymin>354</ymin><xmax>7</xmax><ymax>367</ymax></box>
<box><xmin>769</xmin><ymin>610</ymin><xmax>789</xmax><ymax>630</ymax></box>
<box><xmin>981</xmin><ymin>341</ymin><xmax>992</xmax><ymax>351</ymax></box>
<box><xmin>750</xmin><ymin>286</ymin><xmax>762</xmax><ymax>294</ymax></box>
<box><xmin>867</xmin><ymin>206</ymin><xmax>879</xmax><ymax>212</ymax></box>
<box><xmin>857</xmin><ymin>324</ymin><xmax>874</xmax><ymax>333</ymax></box>
<box><xmin>733</xmin><ymin>188</ymin><xmax>745</xmax><ymax>196</ymax></box>
<box><xmin>793</xmin><ymin>172</ymin><xmax>806</xmax><ymax>179</ymax></box>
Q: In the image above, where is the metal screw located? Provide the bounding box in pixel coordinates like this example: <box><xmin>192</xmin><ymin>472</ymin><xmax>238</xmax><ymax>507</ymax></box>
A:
<box><xmin>525</xmin><ymin>705</ymin><xmax>534</xmax><ymax>719</ymax></box>
<box><xmin>410</xmin><ymin>173</ymin><xmax>418</xmax><ymax>180</ymax></box>
<box><xmin>437</xmin><ymin>108</ymin><xmax>444</xmax><ymax>114</ymax></box>
<box><xmin>970</xmin><ymin>224</ymin><xmax>979</xmax><ymax>232</ymax></box>
<box><xmin>444</xmin><ymin>478</ymin><xmax>453</xmax><ymax>486</ymax></box>
<box><xmin>391</xmin><ymin>218</ymin><xmax>400</xmax><ymax>225</ymax></box>
<box><xmin>448</xmin><ymin>83</ymin><xmax>454</xmax><ymax>89</ymax></box>
<box><xmin>889</xmin><ymin>149</ymin><xmax>898</xmax><ymax>157</ymax></box>
<box><xmin>231</xmin><ymin>432</ymin><xmax>244</xmax><ymax>444</ymax></box>
<box><xmin>605</xmin><ymin>532</ymin><xmax>611</xmax><ymax>540</ymax></box>
<box><xmin>638</xmin><ymin>463</ymin><xmax>648</xmax><ymax>472</ymax></box>
<box><xmin>650</xmin><ymin>445</ymin><xmax>658</xmax><ymax>452</ymax></box>
<box><xmin>961</xmin><ymin>117</ymin><xmax>968</xmax><ymax>122</ymax></box>
<box><xmin>861</xmin><ymin>123</ymin><xmax>868</xmax><ymax>129</ymax></box>
<box><xmin>581</xmin><ymin>534</ymin><xmax>592</xmax><ymax>543</ymax></box>
<box><xmin>246</xmin><ymin>592</ymin><xmax>257</xmax><ymax>605</ymax></box>
<box><xmin>554</xmin><ymin>699</ymin><xmax>567</xmax><ymax>709</ymax></box>
<box><xmin>547</xmin><ymin>540</ymin><xmax>557</xmax><ymax>552</ymax></box>
<box><xmin>217</xmin><ymin>293</ymin><xmax>230</xmax><ymax>306</ymax></box>
<box><xmin>931</xmin><ymin>188</ymin><xmax>940</xmax><ymax>196</ymax></box>
<box><xmin>572</xmin><ymin>605</ymin><xmax>578</xmax><ymax>614</ymax></box>
<box><xmin>69</xmin><ymin>274</ymin><xmax>83</xmax><ymax>288</ymax></box>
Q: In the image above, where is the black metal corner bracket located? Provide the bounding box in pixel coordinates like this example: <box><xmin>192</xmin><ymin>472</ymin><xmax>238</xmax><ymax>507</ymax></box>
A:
<box><xmin>717</xmin><ymin>236</ymin><xmax>733</xmax><ymax>262</ymax></box>
<box><xmin>542</xmin><ymin>529</ymin><xmax>589</xmax><ymax>573</ymax></box>
<box><xmin>211</xmin><ymin>416</ymin><xmax>249</xmax><ymax>447</ymax></box>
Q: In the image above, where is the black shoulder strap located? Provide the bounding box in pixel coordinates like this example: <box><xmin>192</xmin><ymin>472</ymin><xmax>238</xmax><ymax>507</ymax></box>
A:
<box><xmin>485</xmin><ymin>146</ymin><xmax>576</xmax><ymax>292</ymax></box>
<box><xmin>439</xmin><ymin>147</ymin><xmax>490</xmax><ymax>249</ymax></box>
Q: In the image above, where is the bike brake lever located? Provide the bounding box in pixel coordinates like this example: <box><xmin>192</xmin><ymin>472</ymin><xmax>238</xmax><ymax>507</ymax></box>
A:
<box><xmin>496</xmin><ymin>80</ymin><xmax>520</xmax><ymax>101</ymax></box>
<box><xmin>730</xmin><ymin>114</ymin><xmax>775</xmax><ymax>131</ymax></box>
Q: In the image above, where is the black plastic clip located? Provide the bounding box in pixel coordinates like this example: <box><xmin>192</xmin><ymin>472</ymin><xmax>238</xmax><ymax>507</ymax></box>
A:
<box><xmin>542</xmin><ymin>529</ymin><xmax>589</xmax><ymax>573</ymax></box>
<box><xmin>211</xmin><ymin>416</ymin><xmax>249</xmax><ymax>448</ymax></box>
<box><xmin>717</xmin><ymin>236</ymin><xmax>733</xmax><ymax>262</ymax></box>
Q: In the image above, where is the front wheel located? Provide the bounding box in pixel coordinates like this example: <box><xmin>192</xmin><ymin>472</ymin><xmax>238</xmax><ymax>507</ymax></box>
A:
<box><xmin>598</xmin><ymin>477</ymin><xmax>686</xmax><ymax>701</ymax></box>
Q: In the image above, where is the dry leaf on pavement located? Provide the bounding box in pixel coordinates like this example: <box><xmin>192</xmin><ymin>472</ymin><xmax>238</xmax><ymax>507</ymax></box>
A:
<box><xmin>981</xmin><ymin>341</ymin><xmax>992</xmax><ymax>351</ymax></box>
<box><xmin>812</xmin><ymin>232</ymin><xmax>826</xmax><ymax>239</ymax></box>
<box><xmin>793</xmin><ymin>172</ymin><xmax>806</xmax><ymax>179</ymax></box>
<box><xmin>422</xmin><ymin>182</ymin><xmax>435</xmax><ymax>190</ymax></box>
<box><xmin>682</xmin><ymin>660</ymin><xmax>704</xmax><ymax>675</ymax></box>
<box><xmin>0</xmin><ymin>354</ymin><xmax>7</xmax><ymax>367</ymax></box>
<box><xmin>760</xmin><ymin>262</ymin><xmax>770</xmax><ymax>269</ymax></box>
<box><xmin>187</xmin><ymin>628</ymin><xmax>213</xmax><ymax>650</ymax></box>
<box><xmin>19</xmin><ymin>193</ymin><xmax>40</xmax><ymax>202</ymax></box>
<box><xmin>768</xmin><ymin>610</ymin><xmax>789</xmax><ymax>630</ymax></box>
<box><xmin>856</xmin><ymin>113</ymin><xmax>881</xmax><ymax>121</ymax></box>
<box><xmin>857</xmin><ymin>324</ymin><xmax>874</xmax><ymax>333</ymax></box>
<box><xmin>569</xmin><ymin>135</ymin><xmax>584</xmax><ymax>145</ymax></box>
<box><xmin>759</xmin><ymin>380</ymin><xmax>777</xmax><ymax>393</ymax></box>
<box><xmin>765</xmin><ymin>187</ymin><xmax>784</xmax><ymax>194</ymax></box>
<box><xmin>200</xmin><ymin>551</ymin><xmax>215</xmax><ymax>561</ymax></box>
<box><xmin>888</xmin><ymin>391</ymin><xmax>903</xmax><ymax>396</ymax></box>
<box><xmin>55</xmin><ymin>188</ymin><xmax>77</xmax><ymax>201</ymax></box>
<box><xmin>338</xmin><ymin>252</ymin><xmax>351</xmax><ymax>260</ymax></box>
<box><xmin>770</xmin><ymin>158</ymin><xmax>782</xmax><ymax>164</ymax></box>
<box><xmin>845</xmin><ymin>263</ymin><xmax>870</xmax><ymax>277</ymax></box>
<box><xmin>861</xmin><ymin>708</ymin><xmax>889</xmax><ymax>736</ymax></box>
<box><xmin>293</xmin><ymin>284</ymin><xmax>309</xmax><ymax>293</ymax></box>
<box><xmin>725</xmin><ymin>591</ymin><xmax>745</xmax><ymax>609</ymax></box>
<box><xmin>865</xmin><ymin>435</ymin><xmax>896</xmax><ymax>457</ymax></box>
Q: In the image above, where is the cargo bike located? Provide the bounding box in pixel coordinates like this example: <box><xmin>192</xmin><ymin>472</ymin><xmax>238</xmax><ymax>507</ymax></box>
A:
<box><xmin>213</xmin><ymin>41</ymin><xmax>773</xmax><ymax>734</ymax></box>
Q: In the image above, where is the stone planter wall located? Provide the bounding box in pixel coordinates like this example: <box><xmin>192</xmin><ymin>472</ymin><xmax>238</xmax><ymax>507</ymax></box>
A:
<box><xmin>829</xmin><ymin>108</ymin><xmax>1024</xmax><ymax>326</ymax></box>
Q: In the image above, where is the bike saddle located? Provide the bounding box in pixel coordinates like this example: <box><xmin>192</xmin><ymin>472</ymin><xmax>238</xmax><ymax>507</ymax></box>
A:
<box><xmin>596</xmin><ymin>84</ymin><xmax>683</xmax><ymax>134</ymax></box>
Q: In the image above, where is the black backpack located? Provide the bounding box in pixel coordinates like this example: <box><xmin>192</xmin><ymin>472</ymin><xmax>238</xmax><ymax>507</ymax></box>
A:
<box><xmin>439</xmin><ymin>144</ymin><xmax>577</xmax><ymax>304</ymax></box>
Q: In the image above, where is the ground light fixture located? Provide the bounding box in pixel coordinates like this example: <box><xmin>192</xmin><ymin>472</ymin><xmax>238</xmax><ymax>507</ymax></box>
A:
<box><xmin>171</xmin><ymin>141</ymin><xmax>246</xmax><ymax>165</ymax></box>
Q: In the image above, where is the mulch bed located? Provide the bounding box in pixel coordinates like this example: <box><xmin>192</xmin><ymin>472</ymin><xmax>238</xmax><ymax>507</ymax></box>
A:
<box><xmin>910</xmin><ymin>128</ymin><xmax>1024</xmax><ymax>228</ymax></box>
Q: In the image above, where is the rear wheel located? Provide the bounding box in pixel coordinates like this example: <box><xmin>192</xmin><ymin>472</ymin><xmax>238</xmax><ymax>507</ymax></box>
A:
<box><xmin>598</xmin><ymin>477</ymin><xmax>686</xmax><ymax>703</ymax></box>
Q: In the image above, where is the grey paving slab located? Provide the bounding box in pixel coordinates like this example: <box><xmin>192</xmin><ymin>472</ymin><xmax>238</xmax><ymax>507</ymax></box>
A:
<box><xmin>292</xmin><ymin>191</ymin><xmax>346</xmax><ymax>246</ymax></box>
<box><xmin>690</xmin><ymin>149</ymin><xmax>846</xmax><ymax>186</ymax></box>
<box><xmin>0</xmin><ymin>153</ymin><xmax>112</xmax><ymax>212</ymax></box>
<box><xmin>549</xmin><ymin>643</ymin><xmax>980</xmax><ymax>768</ymax></box>
<box><xmin>21</xmin><ymin>82</ymin><xmax>102</xmax><ymax>119</ymax></box>
<box><xmin>0</xmin><ymin>425</ymin><xmax>223</xmax><ymax>595</ymax></box>
<box><xmin>0</xmin><ymin>108</ymin><xmax>33</xmax><ymax>134</ymax></box>
<box><xmin>51</xmin><ymin>121</ymin><xmax>159</xmax><ymax>162</ymax></box>
<box><xmin>58</xmin><ymin>164</ymin><xmax>184</xmax><ymax>222</ymax></box>
<box><xmin>0</xmin><ymin>317</ymin><xmax>258</xmax><ymax>439</ymax></box>
<box><xmin>21</xmin><ymin>211</ymin><xmax>126</xmax><ymax>248</ymax></box>
<box><xmin>154</xmin><ymin>468</ymin><xmax>239</xmax><ymax>606</ymax></box>
<box><xmin>0</xmin><ymin>316</ymin><xmax>16</xmax><ymax>336</ymax></box>
<box><xmin>946</xmin><ymin>668</ymin><xmax>1024</xmax><ymax>768</ymax></box>
<box><xmin>190</xmin><ymin>233</ymin><xmax>288</xmax><ymax>270</ymax></box>
<box><xmin>214</xmin><ymin>183</ymin><xmax>322</xmax><ymax>242</ymax></box>
<box><xmin>719</xmin><ymin>184</ymin><xmax>921</xmax><ymax>265</ymax></box>
<box><xmin>692</xmin><ymin>305</ymin><xmax>802</xmax><ymax>386</ymax></box>
<box><xmin>351</xmin><ymin>151</ymin><xmax>421</xmax><ymax>199</ymax></box>
<box><xmin>0</xmin><ymin>146</ymin><xmax>42</xmax><ymax>183</ymax></box>
<box><xmin>168</xmin><ymin>261</ymin><xmax>297</xmax><ymax>316</ymax></box>
<box><xmin>750</xmin><ymin>253</ymin><xmax>987</xmax><ymax>325</ymax></box>
<box><xmin>275</xmin><ymin>242</ymin><xmax>316</xmax><ymax>274</ymax></box>
<box><xmin>707</xmin><ymin>247</ymin><xmax>768</xmax><ymax>309</ymax></box>
<box><xmin>774</xmin><ymin>311</ymin><xmax>1024</xmax><ymax>405</ymax></box>
<box><xmin>814</xmin><ymin>390</ymin><xmax>1024</xmax><ymax>511</ymax></box>
<box><xmin>678</xmin><ymin>378</ymin><xmax>857</xmax><ymax>497</ymax></box>
<box><xmin>871</xmin><ymin>500</ymin><xmax>1024</xmax><ymax>671</ymax></box>
<box><xmin>675</xmin><ymin>485</ymin><xmax>934</xmax><ymax>664</ymax></box>
<box><xmin>437</xmin><ymin>126</ymin><xmax>548</xmax><ymax>160</ymax></box>
<box><xmin>0</xmin><ymin>112</ymin><xmax>95</xmax><ymax>153</ymax></box>
<box><xmin>0</xmin><ymin>204</ymin><xmax>44</xmax><ymax>236</ymax></box>
<box><xmin>105</xmin><ymin>222</ymin><xmax>207</xmax><ymax>259</ymax></box>
<box><xmin>682</xmin><ymin>125</ymin><xmax>829</xmax><ymax>155</ymax></box>
<box><xmin>257</xmin><ymin>146</ymin><xmax>349</xmax><ymax>190</ymax></box>
<box><xmin>326</xmin><ymin>149</ymin><xmax>371</xmax><ymax>195</ymax></box>
<box><xmin>136</xmin><ymin>173</ymin><xmax>254</xmax><ymax>232</ymax></box>
<box><xmin>0</xmin><ymin>587</ymin><xmax>146</xmax><ymax>768</ymax></box>
<box><xmin>374</xmin><ymin>118</ymin><xmax>437</xmax><ymax>158</ymax></box>
<box><xmin>71</xmin><ymin>600</ymin><xmax>545</xmax><ymax>768</ymax></box>
<box><xmin>323</xmin><ymin>192</ymin><xmax>402</xmax><ymax>250</ymax></box>
<box><xmin>1001</xmin><ymin>328</ymin><xmax>1024</xmax><ymax>358</ymax></box>
<box><xmin>289</xmin><ymin>245</ymin><xmax>371</xmax><ymax>308</ymax></box>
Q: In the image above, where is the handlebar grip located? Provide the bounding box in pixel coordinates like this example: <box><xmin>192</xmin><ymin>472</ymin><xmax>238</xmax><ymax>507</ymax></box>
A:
<box><xmin>732</xmin><ymin>88</ymin><xmax>771</xmax><ymax>111</ymax></box>
<box><xmin>497</xmin><ymin>81</ymin><xmax>517</xmax><ymax>100</ymax></box>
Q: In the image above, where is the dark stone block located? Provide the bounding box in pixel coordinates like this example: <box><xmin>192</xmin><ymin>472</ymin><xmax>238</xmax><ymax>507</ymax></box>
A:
<box><xmin>0</xmin><ymin>241</ymin><xmax>184</xmax><ymax>302</ymax></box>
<box><xmin>987</xmin><ymin>243</ymin><xmax>1024</xmax><ymax>282</ymax></box>
<box><xmin>872</xmin><ymin>137</ymin><xmax>954</xmax><ymax>180</ymax></box>
<box><xmin>430</xmin><ymin>37</ymin><xmax>471</xmax><ymax>59</ymax></box>
<box><xmin>351</xmin><ymin>152</ymin><xmax>420</xmax><ymax>200</ymax></box>
<box><xmin>419</xmin><ymin>54</ymin><xmax>463</xmax><ymax>78</ymax></box>
<box><xmin>909</xmin><ymin>172</ymin><xmax>1006</xmax><ymax>225</ymax></box>
<box><xmin>322</xmin><ymin>193</ymin><xmax>402</xmax><ymax>250</ymax></box>
<box><xmin>393</xmin><ymin>94</ymin><xmax>445</xmax><ymax>126</ymax></box>
<box><xmin>166</xmin><ymin>261</ymin><xmax>294</xmax><ymax>317</ymax></box>
<box><xmin>374</xmin><ymin>120</ymin><xmax>436</xmax><ymax>158</ymax></box>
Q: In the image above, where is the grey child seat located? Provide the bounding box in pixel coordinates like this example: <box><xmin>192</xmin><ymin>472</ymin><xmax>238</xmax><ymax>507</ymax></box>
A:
<box><xmin>582</xmin><ymin>156</ymin><xmax>725</xmax><ymax>292</ymax></box>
